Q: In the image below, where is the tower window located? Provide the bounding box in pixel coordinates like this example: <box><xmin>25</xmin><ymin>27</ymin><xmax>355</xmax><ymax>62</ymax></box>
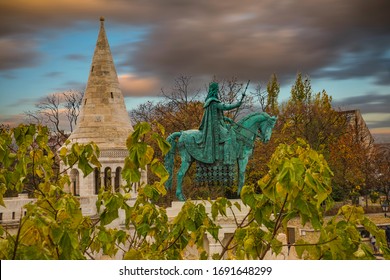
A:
<box><xmin>70</xmin><ymin>169</ymin><xmax>80</xmax><ymax>196</ymax></box>
<box><xmin>110</xmin><ymin>92</ymin><xmax>114</xmax><ymax>98</ymax></box>
<box><xmin>91</xmin><ymin>66</ymin><xmax>94</xmax><ymax>72</ymax></box>
<box><xmin>94</xmin><ymin>168</ymin><xmax>101</xmax><ymax>194</ymax></box>
<box><xmin>84</xmin><ymin>99</ymin><xmax>87</xmax><ymax>105</ymax></box>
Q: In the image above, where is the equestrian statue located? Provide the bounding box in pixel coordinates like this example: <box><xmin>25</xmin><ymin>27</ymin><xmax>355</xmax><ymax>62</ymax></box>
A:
<box><xmin>164</xmin><ymin>82</ymin><xmax>277</xmax><ymax>201</ymax></box>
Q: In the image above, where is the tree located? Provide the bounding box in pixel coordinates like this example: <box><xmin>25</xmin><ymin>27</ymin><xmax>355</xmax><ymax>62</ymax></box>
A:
<box><xmin>290</xmin><ymin>72</ymin><xmax>312</xmax><ymax>104</ymax></box>
<box><xmin>0</xmin><ymin>123</ymin><xmax>219</xmax><ymax>259</ymax></box>
<box><xmin>1</xmin><ymin>123</ymin><xmax>389</xmax><ymax>260</ymax></box>
<box><xmin>265</xmin><ymin>73</ymin><xmax>280</xmax><ymax>115</ymax></box>
<box><xmin>129</xmin><ymin>100</ymin><xmax>156</xmax><ymax>125</ymax></box>
<box><xmin>251</xmin><ymin>81</ymin><xmax>268</xmax><ymax>112</ymax></box>
<box><xmin>131</xmin><ymin>73</ymin><xmax>379</xmax><ymax>205</ymax></box>
<box><xmin>228</xmin><ymin>139</ymin><xmax>389</xmax><ymax>259</ymax></box>
<box><xmin>373</xmin><ymin>144</ymin><xmax>390</xmax><ymax>203</ymax></box>
<box><xmin>0</xmin><ymin>124</ymin><xmax>101</xmax><ymax>259</ymax></box>
<box><xmin>280</xmin><ymin>74</ymin><xmax>347</xmax><ymax>150</ymax></box>
<box><xmin>130</xmin><ymin>75</ymin><xmax>203</xmax><ymax>132</ymax></box>
<box><xmin>326</xmin><ymin>109</ymin><xmax>377</xmax><ymax>202</ymax></box>
<box><xmin>25</xmin><ymin>90</ymin><xmax>83</xmax><ymax>135</ymax></box>
<box><xmin>63</xmin><ymin>90</ymin><xmax>83</xmax><ymax>133</ymax></box>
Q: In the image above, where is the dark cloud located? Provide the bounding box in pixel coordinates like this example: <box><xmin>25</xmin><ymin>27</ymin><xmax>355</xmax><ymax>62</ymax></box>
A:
<box><xmin>334</xmin><ymin>94</ymin><xmax>390</xmax><ymax>134</ymax></box>
<box><xmin>335</xmin><ymin>94</ymin><xmax>390</xmax><ymax>114</ymax></box>
<box><xmin>1</xmin><ymin>0</ymin><xmax>390</xmax><ymax>89</ymax></box>
<box><xmin>122</xmin><ymin>0</ymin><xmax>390</xmax><ymax>87</ymax></box>
<box><xmin>0</xmin><ymin>0</ymin><xmax>389</xmax><ymax>82</ymax></box>
<box><xmin>0</xmin><ymin>0</ymin><xmax>389</xmax><ymax>137</ymax></box>
<box><xmin>368</xmin><ymin>118</ymin><xmax>390</xmax><ymax>130</ymax></box>
<box><xmin>314</xmin><ymin>51</ymin><xmax>390</xmax><ymax>85</ymax></box>
<box><xmin>0</xmin><ymin>38</ymin><xmax>43</xmax><ymax>70</ymax></box>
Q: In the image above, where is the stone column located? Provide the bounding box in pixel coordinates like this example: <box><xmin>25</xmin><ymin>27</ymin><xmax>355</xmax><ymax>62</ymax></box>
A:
<box><xmin>100</xmin><ymin>171</ymin><xmax>105</xmax><ymax>192</ymax></box>
<box><xmin>206</xmin><ymin>232</ymin><xmax>225</xmax><ymax>259</ymax></box>
<box><xmin>111</xmin><ymin>172</ymin><xmax>116</xmax><ymax>192</ymax></box>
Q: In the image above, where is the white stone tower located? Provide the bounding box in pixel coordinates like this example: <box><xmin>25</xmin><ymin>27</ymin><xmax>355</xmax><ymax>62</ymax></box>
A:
<box><xmin>69</xmin><ymin>16</ymin><xmax>133</xmax><ymax>149</ymax></box>
<box><xmin>63</xmin><ymin>17</ymin><xmax>141</xmax><ymax>215</ymax></box>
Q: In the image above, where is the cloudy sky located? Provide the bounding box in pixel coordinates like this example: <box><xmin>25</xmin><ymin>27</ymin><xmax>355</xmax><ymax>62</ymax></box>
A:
<box><xmin>0</xmin><ymin>0</ymin><xmax>389</xmax><ymax>142</ymax></box>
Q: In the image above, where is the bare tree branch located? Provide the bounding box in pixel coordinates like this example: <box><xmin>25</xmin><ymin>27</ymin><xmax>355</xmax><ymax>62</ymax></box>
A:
<box><xmin>64</xmin><ymin>90</ymin><xmax>83</xmax><ymax>132</ymax></box>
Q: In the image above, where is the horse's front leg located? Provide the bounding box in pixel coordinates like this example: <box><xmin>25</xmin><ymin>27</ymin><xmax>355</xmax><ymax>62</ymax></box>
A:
<box><xmin>237</xmin><ymin>156</ymin><xmax>249</xmax><ymax>195</ymax></box>
<box><xmin>176</xmin><ymin>151</ymin><xmax>192</xmax><ymax>201</ymax></box>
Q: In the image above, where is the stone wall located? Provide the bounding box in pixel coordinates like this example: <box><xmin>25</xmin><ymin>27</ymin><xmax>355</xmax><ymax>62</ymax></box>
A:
<box><xmin>0</xmin><ymin>194</ymin><xmax>34</xmax><ymax>227</ymax></box>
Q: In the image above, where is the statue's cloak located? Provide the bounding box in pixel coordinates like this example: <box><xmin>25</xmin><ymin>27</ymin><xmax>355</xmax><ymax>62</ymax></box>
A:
<box><xmin>185</xmin><ymin>98</ymin><xmax>232</xmax><ymax>164</ymax></box>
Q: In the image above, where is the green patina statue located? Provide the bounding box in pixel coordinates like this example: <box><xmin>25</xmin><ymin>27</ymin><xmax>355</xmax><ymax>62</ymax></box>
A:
<box><xmin>165</xmin><ymin>82</ymin><xmax>277</xmax><ymax>201</ymax></box>
<box><xmin>194</xmin><ymin>82</ymin><xmax>242</xmax><ymax>165</ymax></box>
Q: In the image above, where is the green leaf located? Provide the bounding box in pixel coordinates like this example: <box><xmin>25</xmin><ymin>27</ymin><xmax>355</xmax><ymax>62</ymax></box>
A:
<box><xmin>128</xmin><ymin>122</ymin><xmax>151</xmax><ymax>146</ymax></box>
<box><xmin>211</xmin><ymin>203</ymin><xmax>218</xmax><ymax>220</ymax></box>
<box><xmin>122</xmin><ymin>158</ymin><xmax>141</xmax><ymax>183</ymax></box>
<box><xmin>150</xmin><ymin>159</ymin><xmax>169</xmax><ymax>182</ymax></box>
<box><xmin>59</xmin><ymin>231</ymin><xmax>78</xmax><ymax>259</ymax></box>
<box><xmin>294</xmin><ymin>239</ymin><xmax>309</xmax><ymax>259</ymax></box>
<box><xmin>233</xmin><ymin>201</ymin><xmax>241</xmax><ymax>211</ymax></box>
<box><xmin>137</xmin><ymin>223</ymin><xmax>151</xmax><ymax>237</ymax></box>
<box><xmin>124</xmin><ymin>248</ymin><xmax>143</xmax><ymax>260</ymax></box>
<box><xmin>101</xmin><ymin>209</ymin><xmax>119</xmax><ymax>226</ymax></box>
<box><xmin>78</xmin><ymin>154</ymin><xmax>94</xmax><ymax>176</ymax></box>
<box><xmin>98</xmin><ymin>229</ymin><xmax>112</xmax><ymax>243</ymax></box>
<box><xmin>152</xmin><ymin>133</ymin><xmax>171</xmax><ymax>155</ymax></box>
<box><xmin>143</xmin><ymin>184</ymin><xmax>160</xmax><ymax>201</ymax></box>
<box><xmin>240</xmin><ymin>185</ymin><xmax>256</xmax><ymax>207</ymax></box>
<box><xmin>270</xmin><ymin>238</ymin><xmax>283</xmax><ymax>255</ymax></box>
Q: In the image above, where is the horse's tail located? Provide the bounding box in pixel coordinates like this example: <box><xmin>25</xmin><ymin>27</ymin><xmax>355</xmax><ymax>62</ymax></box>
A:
<box><xmin>164</xmin><ymin>131</ymin><xmax>182</xmax><ymax>190</ymax></box>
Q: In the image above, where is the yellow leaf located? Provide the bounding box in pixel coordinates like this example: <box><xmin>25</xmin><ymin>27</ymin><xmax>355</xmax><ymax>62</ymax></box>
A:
<box><xmin>276</xmin><ymin>181</ymin><xmax>284</xmax><ymax>194</ymax></box>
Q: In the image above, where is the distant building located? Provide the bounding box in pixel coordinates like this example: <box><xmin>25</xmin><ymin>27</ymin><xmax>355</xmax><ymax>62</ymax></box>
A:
<box><xmin>341</xmin><ymin>109</ymin><xmax>374</xmax><ymax>148</ymax></box>
<box><xmin>60</xmin><ymin>17</ymin><xmax>144</xmax><ymax>218</ymax></box>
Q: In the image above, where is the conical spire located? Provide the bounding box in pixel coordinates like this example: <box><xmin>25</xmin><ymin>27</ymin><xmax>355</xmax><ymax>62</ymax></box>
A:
<box><xmin>68</xmin><ymin>17</ymin><xmax>133</xmax><ymax>149</ymax></box>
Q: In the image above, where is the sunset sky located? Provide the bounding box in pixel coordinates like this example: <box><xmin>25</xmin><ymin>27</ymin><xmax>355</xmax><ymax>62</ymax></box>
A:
<box><xmin>0</xmin><ymin>0</ymin><xmax>389</xmax><ymax>142</ymax></box>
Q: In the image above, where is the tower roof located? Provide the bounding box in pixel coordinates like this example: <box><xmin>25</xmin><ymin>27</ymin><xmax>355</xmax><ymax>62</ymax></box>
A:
<box><xmin>67</xmin><ymin>17</ymin><xmax>133</xmax><ymax>150</ymax></box>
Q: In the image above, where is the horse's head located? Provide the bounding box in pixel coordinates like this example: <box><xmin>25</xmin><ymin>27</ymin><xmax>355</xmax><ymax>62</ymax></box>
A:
<box><xmin>235</xmin><ymin>112</ymin><xmax>277</xmax><ymax>144</ymax></box>
<box><xmin>258</xmin><ymin>114</ymin><xmax>277</xmax><ymax>143</ymax></box>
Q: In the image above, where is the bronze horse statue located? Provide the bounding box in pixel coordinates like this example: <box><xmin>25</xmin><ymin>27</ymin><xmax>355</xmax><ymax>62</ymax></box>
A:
<box><xmin>164</xmin><ymin>112</ymin><xmax>277</xmax><ymax>201</ymax></box>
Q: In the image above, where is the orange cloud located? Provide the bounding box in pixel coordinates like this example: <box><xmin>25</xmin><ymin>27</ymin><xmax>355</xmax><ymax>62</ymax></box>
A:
<box><xmin>118</xmin><ymin>74</ymin><xmax>160</xmax><ymax>97</ymax></box>
<box><xmin>0</xmin><ymin>113</ymin><xmax>26</xmax><ymax>127</ymax></box>
<box><xmin>370</xmin><ymin>128</ymin><xmax>390</xmax><ymax>134</ymax></box>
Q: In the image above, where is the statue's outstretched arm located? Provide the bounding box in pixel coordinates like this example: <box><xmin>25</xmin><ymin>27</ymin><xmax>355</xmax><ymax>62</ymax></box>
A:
<box><xmin>216</xmin><ymin>100</ymin><xmax>242</xmax><ymax>111</ymax></box>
